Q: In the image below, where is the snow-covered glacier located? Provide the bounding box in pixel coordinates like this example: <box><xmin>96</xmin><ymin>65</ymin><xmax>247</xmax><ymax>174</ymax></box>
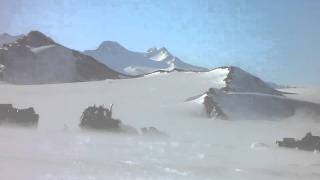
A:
<box><xmin>0</xmin><ymin>69</ymin><xmax>320</xmax><ymax>180</ymax></box>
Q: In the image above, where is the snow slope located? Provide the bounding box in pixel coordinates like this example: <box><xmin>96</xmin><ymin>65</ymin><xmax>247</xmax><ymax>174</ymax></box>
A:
<box><xmin>84</xmin><ymin>41</ymin><xmax>208</xmax><ymax>75</ymax></box>
<box><xmin>0</xmin><ymin>71</ymin><xmax>320</xmax><ymax>179</ymax></box>
<box><xmin>150</xmin><ymin>66</ymin><xmax>284</xmax><ymax>96</ymax></box>
<box><xmin>0</xmin><ymin>31</ymin><xmax>124</xmax><ymax>84</ymax></box>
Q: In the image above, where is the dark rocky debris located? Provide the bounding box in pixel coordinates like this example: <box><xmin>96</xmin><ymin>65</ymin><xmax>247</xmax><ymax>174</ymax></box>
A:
<box><xmin>0</xmin><ymin>104</ymin><xmax>39</xmax><ymax>127</ymax></box>
<box><xmin>141</xmin><ymin>127</ymin><xmax>167</xmax><ymax>137</ymax></box>
<box><xmin>276</xmin><ymin>132</ymin><xmax>320</xmax><ymax>152</ymax></box>
<box><xmin>80</xmin><ymin>104</ymin><xmax>124</xmax><ymax>132</ymax></box>
<box><xmin>203</xmin><ymin>88</ymin><xmax>228</xmax><ymax>120</ymax></box>
<box><xmin>79</xmin><ymin>104</ymin><xmax>167</xmax><ymax>137</ymax></box>
<box><xmin>219</xmin><ymin>66</ymin><xmax>284</xmax><ymax>96</ymax></box>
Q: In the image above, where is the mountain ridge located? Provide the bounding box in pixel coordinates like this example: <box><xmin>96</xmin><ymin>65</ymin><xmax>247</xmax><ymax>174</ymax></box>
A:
<box><xmin>84</xmin><ymin>41</ymin><xmax>208</xmax><ymax>75</ymax></box>
<box><xmin>0</xmin><ymin>31</ymin><xmax>125</xmax><ymax>84</ymax></box>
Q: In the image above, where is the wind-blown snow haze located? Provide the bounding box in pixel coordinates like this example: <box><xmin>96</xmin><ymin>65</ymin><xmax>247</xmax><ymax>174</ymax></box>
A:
<box><xmin>1</xmin><ymin>1</ymin><xmax>320</xmax><ymax>180</ymax></box>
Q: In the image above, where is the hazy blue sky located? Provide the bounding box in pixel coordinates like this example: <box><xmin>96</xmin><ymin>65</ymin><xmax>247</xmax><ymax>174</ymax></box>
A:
<box><xmin>1</xmin><ymin>0</ymin><xmax>320</xmax><ymax>85</ymax></box>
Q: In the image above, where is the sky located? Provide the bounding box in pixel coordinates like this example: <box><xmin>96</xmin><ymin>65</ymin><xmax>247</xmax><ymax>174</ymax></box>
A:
<box><xmin>1</xmin><ymin>0</ymin><xmax>320</xmax><ymax>85</ymax></box>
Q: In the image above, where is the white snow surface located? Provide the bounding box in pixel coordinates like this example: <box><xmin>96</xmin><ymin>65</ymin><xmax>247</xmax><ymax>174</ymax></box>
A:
<box><xmin>0</xmin><ymin>72</ymin><xmax>320</xmax><ymax>180</ymax></box>
<box><xmin>147</xmin><ymin>47</ymin><xmax>171</xmax><ymax>61</ymax></box>
<box><xmin>30</xmin><ymin>45</ymin><xmax>57</xmax><ymax>53</ymax></box>
<box><xmin>84</xmin><ymin>42</ymin><xmax>208</xmax><ymax>75</ymax></box>
<box><xmin>201</xmin><ymin>67</ymin><xmax>230</xmax><ymax>85</ymax></box>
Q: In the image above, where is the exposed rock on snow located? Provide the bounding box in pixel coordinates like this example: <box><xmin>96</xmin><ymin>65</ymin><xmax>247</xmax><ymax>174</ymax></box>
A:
<box><xmin>203</xmin><ymin>88</ymin><xmax>228</xmax><ymax>120</ymax></box>
<box><xmin>0</xmin><ymin>33</ymin><xmax>23</xmax><ymax>47</ymax></box>
<box><xmin>184</xmin><ymin>66</ymin><xmax>303</xmax><ymax>120</ymax></box>
<box><xmin>0</xmin><ymin>31</ymin><xmax>124</xmax><ymax>84</ymax></box>
<box><xmin>0</xmin><ymin>104</ymin><xmax>39</xmax><ymax>127</ymax></box>
<box><xmin>184</xmin><ymin>66</ymin><xmax>285</xmax><ymax>96</ymax></box>
<box><xmin>80</xmin><ymin>104</ymin><xmax>125</xmax><ymax>132</ymax></box>
<box><xmin>140</xmin><ymin>127</ymin><xmax>168</xmax><ymax>137</ymax></box>
<box><xmin>84</xmin><ymin>42</ymin><xmax>208</xmax><ymax>75</ymax></box>
<box><xmin>79</xmin><ymin>105</ymin><xmax>168</xmax><ymax>136</ymax></box>
<box><xmin>16</xmin><ymin>31</ymin><xmax>56</xmax><ymax>47</ymax></box>
<box><xmin>0</xmin><ymin>64</ymin><xmax>319</xmax><ymax>179</ymax></box>
<box><xmin>276</xmin><ymin>132</ymin><xmax>320</xmax><ymax>152</ymax></box>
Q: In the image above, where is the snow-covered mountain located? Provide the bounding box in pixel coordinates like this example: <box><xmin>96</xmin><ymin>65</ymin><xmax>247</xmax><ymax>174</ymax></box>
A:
<box><xmin>0</xmin><ymin>31</ymin><xmax>124</xmax><ymax>84</ymax></box>
<box><xmin>84</xmin><ymin>41</ymin><xmax>208</xmax><ymax>75</ymax></box>
<box><xmin>0</xmin><ymin>33</ymin><xmax>23</xmax><ymax>47</ymax></box>
<box><xmin>183</xmin><ymin>67</ymin><xmax>319</xmax><ymax>121</ymax></box>
<box><xmin>191</xmin><ymin>89</ymin><xmax>320</xmax><ymax>120</ymax></box>
<box><xmin>150</xmin><ymin>66</ymin><xmax>284</xmax><ymax>96</ymax></box>
<box><xmin>218</xmin><ymin>66</ymin><xmax>284</xmax><ymax>95</ymax></box>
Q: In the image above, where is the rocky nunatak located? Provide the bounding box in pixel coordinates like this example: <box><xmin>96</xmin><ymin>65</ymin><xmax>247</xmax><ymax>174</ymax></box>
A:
<box><xmin>203</xmin><ymin>88</ymin><xmax>228</xmax><ymax>120</ymax></box>
<box><xmin>0</xmin><ymin>104</ymin><xmax>39</xmax><ymax>127</ymax></box>
<box><xmin>276</xmin><ymin>132</ymin><xmax>320</xmax><ymax>152</ymax></box>
<box><xmin>79</xmin><ymin>104</ymin><xmax>124</xmax><ymax>132</ymax></box>
<box><xmin>80</xmin><ymin>104</ymin><xmax>167</xmax><ymax>136</ymax></box>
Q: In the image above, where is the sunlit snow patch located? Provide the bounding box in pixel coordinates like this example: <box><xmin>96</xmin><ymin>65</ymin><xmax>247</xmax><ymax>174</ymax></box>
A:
<box><xmin>30</xmin><ymin>45</ymin><xmax>56</xmax><ymax>53</ymax></box>
<box><xmin>201</xmin><ymin>67</ymin><xmax>229</xmax><ymax>87</ymax></box>
<box><xmin>163</xmin><ymin>167</ymin><xmax>191</xmax><ymax>176</ymax></box>
<box><xmin>250</xmin><ymin>142</ymin><xmax>270</xmax><ymax>150</ymax></box>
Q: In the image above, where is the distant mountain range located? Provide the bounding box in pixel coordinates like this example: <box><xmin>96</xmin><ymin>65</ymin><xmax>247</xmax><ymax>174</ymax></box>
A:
<box><xmin>0</xmin><ymin>31</ymin><xmax>123</xmax><ymax>84</ymax></box>
<box><xmin>0</xmin><ymin>30</ymin><xmax>286</xmax><ymax>96</ymax></box>
<box><xmin>84</xmin><ymin>41</ymin><xmax>208</xmax><ymax>75</ymax></box>
<box><xmin>0</xmin><ymin>31</ymin><xmax>209</xmax><ymax>84</ymax></box>
<box><xmin>0</xmin><ymin>33</ymin><xmax>23</xmax><ymax>47</ymax></box>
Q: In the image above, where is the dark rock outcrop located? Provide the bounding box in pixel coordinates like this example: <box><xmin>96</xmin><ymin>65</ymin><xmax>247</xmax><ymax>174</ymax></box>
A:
<box><xmin>79</xmin><ymin>104</ymin><xmax>124</xmax><ymax>132</ymax></box>
<box><xmin>80</xmin><ymin>104</ymin><xmax>167</xmax><ymax>137</ymax></box>
<box><xmin>0</xmin><ymin>31</ymin><xmax>126</xmax><ymax>84</ymax></box>
<box><xmin>0</xmin><ymin>104</ymin><xmax>39</xmax><ymax>127</ymax></box>
<box><xmin>219</xmin><ymin>66</ymin><xmax>284</xmax><ymax>96</ymax></box>
<box><xmin>276</xmin><ymin>132</ymin><xmax>320</xmax><ymax>152</ymax></box>
<box><xmin>141</xmin><ymin>127</ymin><xmax>167</xmax><ymax>137</ymax></box>
<box><xmin>15</xmin><ymin>31</ymin><xmax>56</xmax><ymax>47</ymax></box>
<box><xmin>203</xmin><ymin>88</ymin><xmax>228</xmax><ymax>120</ymax></box>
